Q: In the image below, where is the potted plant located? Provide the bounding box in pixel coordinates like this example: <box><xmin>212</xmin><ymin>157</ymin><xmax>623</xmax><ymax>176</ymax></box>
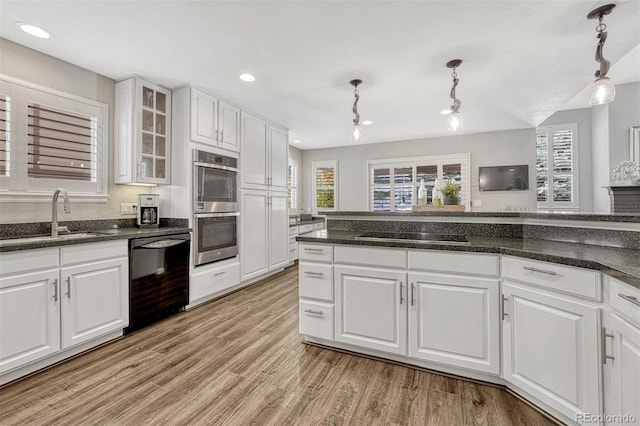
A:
<box><xmin>440</xmin><ymin>180</ymin><xmax>461</xmax><ymax>205</ymax></box>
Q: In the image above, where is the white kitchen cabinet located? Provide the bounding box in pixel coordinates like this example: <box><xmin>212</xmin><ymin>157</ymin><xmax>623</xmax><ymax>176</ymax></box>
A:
<box><xmin>334</xmin><ymin>265</ymin><xmax>407</xmax><ymax>355</ymax></box>
<box><xmin>0</xmin><ymin>269</ymin><xmax>60</xmax><ymax>374</ymax></box>
<box><xmin>114</xmin><ymin>77</ymin><xmax>171</xmax><ymax>185</ymax></box>
<box><xmin>408</xmin><ymin>272</ymin><xmax>500</xmax><ymax>374</ymax></box>
<box><xmin>240</xmin><ymin>189</ymin><xmax>289</xmax><ymax>281</ymax></box>
<box><xmin>240</xmin><ymin>111</ymin><xmax>288</xmax><ymax>191</ymax></box>
<box><xmin>502</xmin><ymin>280</ymin><xmax>601</xmax><ymax>424</ymax></box>
<box><xmin>60</xmin><ymin>257</ymin><xmax>128</xmax><ymax>349</ymax></box>
<box><xmin>189</xmin><ymin>87</ymin><xmax>240</xmax><ymax>153</ymax></box>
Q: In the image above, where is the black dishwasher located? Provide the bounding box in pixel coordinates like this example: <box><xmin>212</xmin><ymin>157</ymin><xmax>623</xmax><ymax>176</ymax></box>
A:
<box><xmin>126</xmin><ymin>233</ymin><xmax>190</xmax><ymax>333</ymax></box>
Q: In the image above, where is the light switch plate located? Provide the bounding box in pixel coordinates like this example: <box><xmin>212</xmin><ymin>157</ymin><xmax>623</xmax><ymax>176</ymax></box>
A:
<box><xmin>120</xmin><ymin>203</ymin><xmax>138</xmax><ymax>215</ymax></box>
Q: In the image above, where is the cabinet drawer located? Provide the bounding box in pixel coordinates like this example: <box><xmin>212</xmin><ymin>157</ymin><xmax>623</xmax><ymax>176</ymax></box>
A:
<box><xmin>502</xmin><ymin>256</ymin><xmax>601</xmax><ymax>301</ymax></box>
<box><xmin>299</xmin><ymin>301</ymin><xmax>333</xmax><ymax>340</ymax></box>
<box><xmin>0</xmin><ymin>248</ymin><xmax>59</xmax><ymax>275</ymax></box>
<box><xmin>609</xmin><ymin>277</ymin><xmax>640</xmax><ymax>326</ymax></box>
<box><xmin>289</xmin><ymin>243</ymin><xmax>298</xmax><ymax>261</ymax></box>
<box><xmin>299</xmin><ymin>262</ymin><xmax>333</xmax><ymax>301</ymax></box>
<box><xmin>289</xmin><ymin>226</ymin><xmax>299</xmax><ymax>236</ymax></box>
<box><xmin>299</xmin><ymin>224</ymin><xmax>314</xmax><ymax>234</ymax></box>
<box><xmin>289</xmin><ymin>235</ymin><xmax>297</xmax><ymax>244</ymax></box>
<box><xmin>299</xmin><ymin>244</ymin><xmax>333</xmax><ymax>262</ymax></box>
<box><xmin>313</xmin><ymin>222</ymin><xmax>324</xmax><ymax>230</ymax></box>
<box><xmin>60</xmin><ymin>240</ymin><xmax>128</xmax><ymax>266</ymax></box>
<box><xmin>408</xmin><ymin>250</ymin><xmax>499</xmax><ymax>277</ymax></box>
<box><xmin>334</xmin><ymin>245</ymin><xmax>406</xmax><ymax>269</ymax></box>
<box><xmin>190</xmin><ymin>261</ymin><xmax>240</xmax><ymax>302</ymax></box>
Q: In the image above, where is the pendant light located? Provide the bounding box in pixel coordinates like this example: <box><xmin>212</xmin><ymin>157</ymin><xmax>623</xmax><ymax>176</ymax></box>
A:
<box><xmin>587</xmin><ymin>4</ymin><xmax>616</xmax><ymax>105</ymax></box>
<box><xmin>445</xmin><ymin>60</ymin><xmax>463</xmax><ymax>131</ymax></box>
<box><xmin>350</xmin><ymin>79</ymin><xmax>362</xmax><ymax>141</ymax></box>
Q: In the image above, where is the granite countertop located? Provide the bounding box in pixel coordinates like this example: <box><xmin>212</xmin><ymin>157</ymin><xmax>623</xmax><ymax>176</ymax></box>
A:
<box><xmin>290</xmin><ymin>217</ymin><xmax>325</xmax><ymax>227</ymax></box>
<box><xmin>0</xmin><ymin>227</ymin><xmax>192</xmax><ymax>253</ymax></box>
<box><xmin>296</xmin><ymin>230</ymin><xmax>640</xmax><ymax>289</ymax></box>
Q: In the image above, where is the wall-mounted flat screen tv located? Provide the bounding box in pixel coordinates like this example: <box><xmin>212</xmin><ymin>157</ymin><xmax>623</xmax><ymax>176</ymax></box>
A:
<box><xmin>479</xmin><ymin>165</ymin><xmax>529</xmax><ymax>191</ymax></box>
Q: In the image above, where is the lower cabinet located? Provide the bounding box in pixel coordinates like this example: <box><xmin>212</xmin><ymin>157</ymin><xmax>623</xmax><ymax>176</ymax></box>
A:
<box><xmin>408</xmin><ymin>272</ymin><xmax>500</xmax><ymax>374</ymax></box>
<box><xmin>334</xmin><ymin>265</ymin><xmax>407</xmax><ymax>356</ymax></box>
<box><xmin>502</xmin><ymin>280</ymin><xmax>601</xmax><ymax>424</ymax></box>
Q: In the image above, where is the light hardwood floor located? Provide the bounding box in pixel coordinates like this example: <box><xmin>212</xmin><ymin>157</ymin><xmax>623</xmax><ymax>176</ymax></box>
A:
<box><xmin>0</xmin><ymin>265</ymin><xmax>557</xmax><ymax>425</ymax></box>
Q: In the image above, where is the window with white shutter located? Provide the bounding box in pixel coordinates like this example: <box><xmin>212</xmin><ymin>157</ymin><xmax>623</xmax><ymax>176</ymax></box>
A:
<box><xmin>288</xmin><ymin>158</ymin><xmax>298</xmax><ymax>210</ymax></box>
<box><xmin>312</xmin><ymin>160</ymin><xmax>337</xmax><ymax>212</ymax></box>
<box><xmin>0</xmin><ymin>94</ymin><xmax>9</xmax><ymax>178</ymax></box>
<box><xmin>536</xmin><ymin>124</ymin><xmax>579</xmax><ymax>209</ymax></box>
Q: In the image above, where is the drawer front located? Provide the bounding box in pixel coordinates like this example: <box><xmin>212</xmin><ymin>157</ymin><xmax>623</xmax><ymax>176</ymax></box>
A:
<box><xmin>289</xmin><ymin>235</ymin><xmax>297</xmax><ymax>244</ymax></box>
<box><xmin>60</xmin><ymin>240</ymin><xmax>128</xmax><ymax>266</ymax></box>
<box><xmin>299</xmin><ymin>224</ymin><xmax>314</xmax><ymax>234</ymax></box>
<box><xmin>299</xmin><ymin>262</ymin><xmax>333</xmax><ymax>301</ymax></box>
<box><xmin>334</xmin><ymin>245</ymin><xmax>406</xmax><ymax>269</ymax></box>
<box><xmin>299</xmin><ymin>244</ymin><xmax>333</xmax><ymax>262</ymax></box>
<box><xmin>289</xmin><ymin>226</ymin><xmax>299</xmax><ymax>236</ymax></box>
<box><xmin>408</xmin><ymin>250</ymin><xmax>499</xmax><ymax>277</ymax></box>
<box><xmin>0</xmin><ymin>248</ymin><xmax>59</xmax><ymax>275</ymax></box>
<box><xmin>502</xmin><ymin>256</ymin><xmax>601</xmax><ymax>301</ymax></box>
<box><xmin>190</xmin><ymin>261</ymin><xmax>240</xmax><ymax>302</ymax></box>
<box><xmin>299</xmin><ymin>301</ymin><xmax>333</xmax><ymax>340</ymax></box>
<box><xmin>289</xmin><ymin>243</ymin><xmax>299</xmax><ymax>261</ymax></box>
<box><xmin>609</xmin><ymin>276</ymin><xmax>640</xmax><ymax>326</ymax></box>
<box><xmin>313</xmin><ymin>222</ymin><xmax>324</xmax><ymax>230</ymax></box>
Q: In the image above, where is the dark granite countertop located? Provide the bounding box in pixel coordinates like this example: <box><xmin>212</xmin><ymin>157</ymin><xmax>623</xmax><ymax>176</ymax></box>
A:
<box><xmin>297</xmin><ymin>230</ymin><xmax>640</xmax><ymax>289</ymax></box>
<box><xmin>290</xmin><ymin>217</ymin><xmax>325</xmax><ymax>227</ymax></box>
<box><xmin>0</xmin><ymin>227</ymin><xmax>191</xmax><ymax>253</ymax></box>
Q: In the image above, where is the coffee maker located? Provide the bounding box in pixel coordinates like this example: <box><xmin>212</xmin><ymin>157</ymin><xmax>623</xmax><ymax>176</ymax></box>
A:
<box><xmin>137</xmin><ymin>194</ymin><xmax>160</xmax><ymax>228</ymax></box>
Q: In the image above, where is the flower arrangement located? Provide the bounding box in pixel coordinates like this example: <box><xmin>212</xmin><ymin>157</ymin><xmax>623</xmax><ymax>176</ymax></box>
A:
<box><xmin>611</xmin><ymin>161</ymin><xmax>640</xmax><ymax>184</ymax></box>
<box><xmin>440</xmin><ymin>180</ymin><xmax>461</xmax><ymax>197</ymax></box>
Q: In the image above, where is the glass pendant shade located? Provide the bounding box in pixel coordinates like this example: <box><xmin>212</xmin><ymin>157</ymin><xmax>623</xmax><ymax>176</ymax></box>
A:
<box><xmin>588</xmin><ymin>77</ymin><xmax>616</xmax><ymax>105</ymax></box>
<box><xmin>352</xmin><ymin>123</ymin><xmax>362</xmax><ymax>141</ymax></box>
<box><xmin>447</xmin><ymin>111</ymin><xmax>463</xmax><ymax>131</ymax></box>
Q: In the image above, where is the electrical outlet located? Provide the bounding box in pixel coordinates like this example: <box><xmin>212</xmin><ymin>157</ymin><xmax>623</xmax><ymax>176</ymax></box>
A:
<box><xmin>120</xmin><ymin>203</ymin><xmax>138</xmax><ymax>215</ymax></box>
<box><xmin>471</xmin><ymin>199</ymin><xmax>482</xmax><ymax>207</ymax></box>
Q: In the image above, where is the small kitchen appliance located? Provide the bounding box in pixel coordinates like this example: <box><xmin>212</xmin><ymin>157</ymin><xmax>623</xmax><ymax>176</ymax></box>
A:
<box><xmin>137</xmin><ymin>194</ymin><xmax>160</xmax><ymax>228</ymax></box>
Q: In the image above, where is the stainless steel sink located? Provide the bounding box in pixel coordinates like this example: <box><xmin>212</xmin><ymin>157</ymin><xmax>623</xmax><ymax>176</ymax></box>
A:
<box><xmin>0</xmin><ymin>232</ymin><xmax>100</xmax><ymax>247</ymax></box>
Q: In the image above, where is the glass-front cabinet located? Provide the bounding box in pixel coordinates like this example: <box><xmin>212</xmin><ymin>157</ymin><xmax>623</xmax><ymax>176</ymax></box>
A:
<box><xmin>114</xmin><ymin>77</ymin><xmax>171</xmax><ymax>185</ymax></box>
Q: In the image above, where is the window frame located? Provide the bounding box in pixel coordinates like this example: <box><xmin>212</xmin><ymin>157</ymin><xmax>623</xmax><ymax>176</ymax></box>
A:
<box><xmin>0</xmin><ymin>75</ymin><xmax>109</xmax><ymax>203</ymax></box>
<box><xmin>312</xmin><ymin>159</ymin><xmax>338</xmax><ymax>213</ymax></box>
<box><xmin>535</xmin><ymin>123</ymin><xmax>580</xmax><ymax>210</ymax></box>
<box><xmin>288</xmin><ymin>158</ymin><xmax>298</xmax><ymax>210</ymax></box>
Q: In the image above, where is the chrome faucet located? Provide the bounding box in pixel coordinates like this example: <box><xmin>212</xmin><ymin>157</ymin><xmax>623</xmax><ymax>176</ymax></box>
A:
<box><xmin>52</xmin><ymin>188</ymin><xmax>71</xmax><ymax>238</ymax></box>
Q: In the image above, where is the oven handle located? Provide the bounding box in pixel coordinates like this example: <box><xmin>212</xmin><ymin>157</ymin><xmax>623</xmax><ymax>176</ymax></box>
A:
<box><xmin>194</xmin><ymin>161</ymin><xmax>239</xmax><ymax>173</ymax></box>
<box><xmin>195</xmin><ymin>212</ymin><xmax>240</xmax><ymax>218</ymax></box>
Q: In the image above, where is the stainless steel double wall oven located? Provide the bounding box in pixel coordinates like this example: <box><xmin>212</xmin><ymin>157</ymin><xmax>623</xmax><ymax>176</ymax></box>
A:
<box><xmin>193</xmin><ymin>149</ymin><xmax>239</xmax><ymax>266</ymax></box>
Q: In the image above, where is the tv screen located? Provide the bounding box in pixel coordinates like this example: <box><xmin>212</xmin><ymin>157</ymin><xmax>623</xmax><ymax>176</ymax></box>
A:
<box><xmin>479</xmin><ymin>165</ymin><xmax>529</xmax><ymax>191</ymax></box>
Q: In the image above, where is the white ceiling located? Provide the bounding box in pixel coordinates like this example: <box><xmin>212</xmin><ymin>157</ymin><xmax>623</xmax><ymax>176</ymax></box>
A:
<box><xmin>1</xmin><ymin>1</ymin><xmax>639</xmax><ymax>150</ymax></box>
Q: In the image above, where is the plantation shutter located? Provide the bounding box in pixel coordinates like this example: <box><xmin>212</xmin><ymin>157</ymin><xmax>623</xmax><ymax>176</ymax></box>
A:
<box><xmin>0</xmin><ymin>94</ymin><xmax>9</xmax><ymax>176</ymax></box>
<box><xmin>371</xmin><ymin>167</ymin><xmax>391</xmax><ymax>211</ymax></box>
<box><xmin>315</xmin><ymin>166</ymin><xmax>335</xmax><ymax>209</ymax></box>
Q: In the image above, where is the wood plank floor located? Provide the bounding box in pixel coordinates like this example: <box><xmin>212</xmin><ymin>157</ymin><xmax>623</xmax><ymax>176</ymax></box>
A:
<box><xmin>0</xmin><ymin>265</ymin><xmax>557</xmax><ymax>425</ymax></box>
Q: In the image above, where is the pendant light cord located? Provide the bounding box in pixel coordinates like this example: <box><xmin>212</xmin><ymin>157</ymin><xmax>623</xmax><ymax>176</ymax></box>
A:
<box><xmin>450</xmin><ymin>69</ymin><xmax>461</xmax><ymax>113</ymax></box>
<box><xmin>352</xmin><ymin>87</ymin><xmax>360</xmax><ymax>125</ymax></box>
<box><xmin>594</xmin><ymin>15</ymin><xmax>610</xmax><ymax>78</ymax></box>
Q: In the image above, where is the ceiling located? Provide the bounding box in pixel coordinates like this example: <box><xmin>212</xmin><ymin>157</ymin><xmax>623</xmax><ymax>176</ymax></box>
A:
<box><xmin>1</xmin><ymin>1</ymin><xmax>639</xmax><ymax>150</ymax></box>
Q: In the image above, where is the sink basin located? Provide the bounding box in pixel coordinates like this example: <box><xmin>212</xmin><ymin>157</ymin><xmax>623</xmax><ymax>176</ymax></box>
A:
<box><xmin>0</xmin><ymin>232</ymin><xmax>101</xmax><ymax>247</ymax></box>
<box><xmin>355</xmin><ymin>231</ymin><xmax>470</xmax><ymax>245</ymax></box>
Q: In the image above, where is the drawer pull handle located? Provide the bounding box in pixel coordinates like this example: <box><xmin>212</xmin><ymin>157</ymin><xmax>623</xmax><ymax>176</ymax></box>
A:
<box><xmin>602</xmin><ymin>327</ymin><xmax>615</xmax><ymax>364</ymax></box>
<box><xmin>411</xmin><ymin>282</ymin><xmax>415</xmax><ymax>306</ymax></box>
<box><xmin>65</xmin><ymin>277</ymin><xmax>71</xmax><ymax>298</ymax></box>
<box><xmin>304</xmin><ymin>271</ymin><xmax>324</xmax><ymax>277</ymax></box>
<box><xmin>400</xmin><ymin>282</ymin><xmax>404</xmax><ymax>305</ymax></box>
<box><xmin>523</xmin><ymin>266</ymin><xmax>557</xmax><ymax>276</ymax></box>
<box><xmin>214</xmin><ymin>271</ymin><xmax>226</xmax><ymax>276</ymax></box>
<box><xmin>304</xmin><ymin>309</ymin><xmax>324</xmax><ymax>315</ymax></box>
<box><xmin>304</xmin><ymin>248</ymin><xmax>323</xmax><ymax>253</ymax></box>
<box><xmin>502</xmin><ymin>296</ymin><xmax>508</xmax><ymax>320</ymax></box>
<box><xmin>618</xmin><ymin>293</ymin><xmax>640</xmax><ymax>307</ymax></box>
<box><xmin>52</xmin><ymin>279</ymin><xmax>58</xmax><ymax>301</ymax></box>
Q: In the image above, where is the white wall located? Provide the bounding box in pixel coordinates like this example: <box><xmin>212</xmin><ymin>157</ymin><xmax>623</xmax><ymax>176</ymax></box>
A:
<box><xmin>0</xmin><ymin>39</ymin><xmax>149</xmax><ymax>224</ymax></box>
<box><xmin>609</xmin><ymin>82</ymin><xmax>640</xmax><ymax>169</ymax></box>
<box><xmin>591</xmin><ymin>104</ymin><xmax>611</xmax><ymax>213</ymax></box>
<box><xmin>301</xmin><ymin>128</ymin><xmax>536</xmax><ymax>213</ymax></box>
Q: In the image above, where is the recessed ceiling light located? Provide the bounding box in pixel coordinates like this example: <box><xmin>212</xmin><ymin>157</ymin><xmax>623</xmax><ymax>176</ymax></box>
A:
<box><xmin>239</xmin><ymin>73</ymin><xmax>255</xmax><ymax>82</ymax></box>
<box><xmin>292</xmin><ymin>139</ymin><xmax>303</xmax><ymax>143</ymax></box>
<box><xmin>16</xmin><ymin>22</ymin><xmax>51</xmax><ymax>39</ymax></box>
<box><xmin>362</xmin><ymin>120</ymin><xmax>373</xmax><ymax>125</ymax></box>
<box><xmin>440</xmin><ymin>109</ymin><xmax>452</xmax><ymax>115</ymax></box>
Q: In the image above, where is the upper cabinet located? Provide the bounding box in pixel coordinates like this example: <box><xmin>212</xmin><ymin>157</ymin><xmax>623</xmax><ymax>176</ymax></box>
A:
<box><xmin>114</xmin><ymin>77</ymin><xmax>171</xmax><ymax>185</ymax></box>
<box><xmin>240</xmin><ymin>111</ymin><xmax>288</xmax><ymax>191</ymax></box>
<box><xmin>190</xmin><ymin>87</ymin><xmax>240</xmax><ymax>153</ymax></box>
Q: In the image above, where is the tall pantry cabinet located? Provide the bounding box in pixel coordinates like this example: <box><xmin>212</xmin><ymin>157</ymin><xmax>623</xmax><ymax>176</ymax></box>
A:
<box><xmin>239</xmin><ymin>111</ymin><xmax>289</xmax><ymax>281</ymax></box>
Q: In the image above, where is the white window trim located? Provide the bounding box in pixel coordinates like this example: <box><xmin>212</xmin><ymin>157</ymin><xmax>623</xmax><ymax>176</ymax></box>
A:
<box><xmin>312</xmin><ymin>159</ymin><xmax>338</xmax><ymax>213</ymax></box>
<box><xmin>288</xmin><ymin>158</ymin><xmax>299</xmax><ymax>210</ymax></box>
<box><xmin>0</xmin><ymin>75</ymin><xmax>109</xmax><ymax>203</ymax></box>
<box><xmin>536</xmin><ymin>123</ymin><xmax>580</xmax><ymax>211</ymax></box>
<box><xmin>368</xmin><ymin>153</ymin><xmax>471</xmax><ymax>211</ymax></box>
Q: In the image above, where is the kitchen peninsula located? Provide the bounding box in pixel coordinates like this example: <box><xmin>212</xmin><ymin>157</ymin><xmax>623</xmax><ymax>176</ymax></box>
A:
<box><xmin>297</xmin><ymin>211</ymin><xmax>640</xmax><ymax>426</ymax></box>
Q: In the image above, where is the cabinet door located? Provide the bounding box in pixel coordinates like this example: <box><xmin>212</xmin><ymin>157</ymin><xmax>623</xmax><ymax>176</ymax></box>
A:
<box><xmin>0</xmin><ymin>270</ymin><xmax>60</xmax><ymax>373</ymax></box>
<box><xmin>408</xmin><ymin>272</ymin><xmax>500</xmax><ymax>374</ymax></box>
<box><xmin>607</xmin><ymin>314</ymin><xmax>640</xmax><ymax>426</ymax></box>
<box><xmin>190</xmin><ymin>87</ymin><xmax>217</xmax><ymax>145</ymax></box>
<box><xmin>218</xmin><ymin>100</ymin><xmax>240</xmax><ymax>152</ymax></box>
<box><xmin>502</xmin><ymin>281</ymin><xmax>600</xmax><ymax>423</ymax></box>
<box><xmin>240</xmin><ymin>112</ymin><xmax>268</xmax><ymax>189</ymax></box>
<box><xmin>60</xmin><ymin>258</ymin><xmax>128</xmax><ymax>349</ymax></box>
<box><xmin>136</xmin><ymin>79</ymin><xmax>171</xmax><ymax>185</ymax></box>
<box><xmin>269</xmin><ymin>192</ymin><xmax>290</xmax><ymax>271</ymax></box>
<box><xmin>240</xmin><ymin>190</ymin><xmax>269</xmax><ymax>280</ymax></box>
<box><xmin>334</xmin><ymin>266</ymin><xmax>407</xmax><ymax>355</ymax></box>
<box><xmin>269</xmin><ymin>126</ymin><xmax>288</xmax><ymax>191</ymax></box>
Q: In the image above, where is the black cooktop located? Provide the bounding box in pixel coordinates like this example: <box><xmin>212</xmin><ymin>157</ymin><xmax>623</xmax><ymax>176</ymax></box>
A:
<box><xmin>355</xmin><ymin>231</ymin><xmax>469</xmax><ymax>244</ymax></box>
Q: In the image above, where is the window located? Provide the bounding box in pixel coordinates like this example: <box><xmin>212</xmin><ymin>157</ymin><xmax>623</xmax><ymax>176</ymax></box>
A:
<box><xmin>368</xmin><ymin>154</ymin><xmax>470</xmax><ymax>212</ymax></box>
<box><xmin>288</xmin><ymin>158</ymin><xmax>298</xmax><ymax>210</ymax></box>
<box><xmin>312</xmin><ymin>160</ymin><xmax>337</xmax><ymax>212</ymax></box>
<box><xmin>0</xmin><ymin>77</ymin><xmax>108</xmax><ymax>200</ymax></box>
<box><xmin>536</xmin><ymin>124</ymin><xmax>579</xmax><ymax>209</ymax></box>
